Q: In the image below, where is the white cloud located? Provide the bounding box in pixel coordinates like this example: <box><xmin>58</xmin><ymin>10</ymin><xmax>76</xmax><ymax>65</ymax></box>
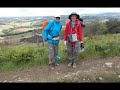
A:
<box><xmin>0</xmin><ymin>8</ymin><xmax>120</xmax><ymax>17</ymax></box>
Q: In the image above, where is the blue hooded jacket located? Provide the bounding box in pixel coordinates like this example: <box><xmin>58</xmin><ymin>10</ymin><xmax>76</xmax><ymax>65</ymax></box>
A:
<box><xmin>43</xmin><ymin>20</ymin><xmax>62</xmax><ymax>44</ymax></box>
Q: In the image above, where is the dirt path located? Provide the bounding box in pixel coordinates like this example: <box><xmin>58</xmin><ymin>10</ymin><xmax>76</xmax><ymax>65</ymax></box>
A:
<box><xmin>0</xmin><ymin>56</ymin><xmax>120</xmax><ymax>82</ymax></box>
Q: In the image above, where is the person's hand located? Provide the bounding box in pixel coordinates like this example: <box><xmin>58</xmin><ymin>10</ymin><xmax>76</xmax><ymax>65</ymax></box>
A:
<box><xmin>64</xmin><ymin>41</ymin><xmax>67</xmax><ymax>45</ymax></box>
<box><xmin>79</xmin><ymin>41</ymin><xmax>84</xmax><ymax>48</ymax></box>
<box><xmin>80</xmin><ymin>41</ymin><xmax>83</xmax><ymax>43</ymax></box>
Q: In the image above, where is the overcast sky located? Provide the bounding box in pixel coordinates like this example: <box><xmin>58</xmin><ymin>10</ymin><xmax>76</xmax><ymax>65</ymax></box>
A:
<box><xmin>0</xmin><ymin>8</ymin><xmax>120</xmax><ymax>17</ymax></box>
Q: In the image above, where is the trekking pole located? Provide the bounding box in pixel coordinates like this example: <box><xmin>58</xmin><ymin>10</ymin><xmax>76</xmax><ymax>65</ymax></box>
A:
<box><xmin>41</xmin><ymin>35</ymin><xmax>44</xmax><ymax>47</ymax></box>
<box><xmin>36</xmin><ymin>32</ymin><xmax>40</xmax><ymax>48</ymax></box>
<box><xmin>33</xmin><ymin>30</ymin><xmax>36</xmax><ymax>43</ymax></box>
<box><xmin>34</xmin><ymin>30</ymin><xmax>37</xmax><ymax>43</ymax></box>
<box><xmin>39</xmin><ymin>33</ymin><xmax>44</xmax><ymax>47</ymax></box>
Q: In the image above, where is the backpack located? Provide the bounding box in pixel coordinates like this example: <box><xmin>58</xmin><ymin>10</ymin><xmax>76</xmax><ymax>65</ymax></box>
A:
<box><xmin>41</xmin><ymin>21</ymin><xmax>49</xmax><ymax>30</ymax></box>
<box><xmin>42</xmin><ymin>21</ymin><xmax>54</xmax><ymax>31</ymax></box>
<box><xmin>42</xmin><ymin>21</ymin><xmax>55</xmax><ymax>39</ymax></box>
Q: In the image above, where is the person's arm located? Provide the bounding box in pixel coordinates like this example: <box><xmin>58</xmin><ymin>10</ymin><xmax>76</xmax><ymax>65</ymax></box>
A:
<box><xmin>59</xmin><ymin>25</ymin><xmax>62</xmax><ymax>36</ymax></box>
<box><xmin>59</xmin><ymin>23</ymin><xmax>62</xmax><ymax>34</ymax></box>
<box><xmin>78</xmin><ymin>22</ymin><xmax>83</xmax><ymax>43</ymax></box>
<box><xmin>43</xmin><ymin>21</ymin><xmax>53</xmax><ymax>41</ymax></box>
<box><xmin>60</xmin><ymin>24</ymin><xmax>62</xmax><ymax>31</ymax></box>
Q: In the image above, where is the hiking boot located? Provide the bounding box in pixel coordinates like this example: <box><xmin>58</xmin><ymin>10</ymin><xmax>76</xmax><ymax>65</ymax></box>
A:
<box><xmin>49</xmin><ymin>66</ymin><xmax>54</xmax><ymax>70</ymax></box>
<box><xmin>73</xmin><ymin>63</ymin><xmax>77</xmax><ymax>68</ymax></box>
<box><xmin>53</xmin><ymin>61</ymin><xmax>59</xmax><ymax>66</ymax></box>
<box><xmin>48</xmin><ymin>62</ymin><xmax>54</xmax><ymax>70</ymax></box>
<box><xmin>68</xmin><ymin>62</ymin><xmax>73</xmax><ymax>67</ymax></box>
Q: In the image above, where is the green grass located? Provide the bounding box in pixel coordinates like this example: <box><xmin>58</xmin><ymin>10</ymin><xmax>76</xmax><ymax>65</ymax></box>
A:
<box><xmin>0</xmin><ymin>44</ymin><xmax>49</xmax><ymax>72</ymax></box>
<box><xmin>79</xmin><ymin>34</ymin><xmax>120</xmax><ymax>60</ymax></box>
<box><xmin>0</xmin><ymin>33</ymin><xmax>120</xmax><ymax>72</ymax></box>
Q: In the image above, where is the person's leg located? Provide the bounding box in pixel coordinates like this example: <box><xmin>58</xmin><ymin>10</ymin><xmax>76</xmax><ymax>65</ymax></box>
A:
<box><xmin>72</xmin><ymin>42</ymin><xmax>79</xmax><ymax>68</ymax></box>
<box><xmin>48</xmin><ymin>43</ymin><xmax>55</xmax><ymax>69</ymax></box>
<box><xmin>53</xmin><ymin>43</ymin><xmax>59</xmax><ymax>66</ymax></box>
<box><xmin>67</xmin><ymin>44</ymin><xmax>73</xmax><ymax>66</ymax></box>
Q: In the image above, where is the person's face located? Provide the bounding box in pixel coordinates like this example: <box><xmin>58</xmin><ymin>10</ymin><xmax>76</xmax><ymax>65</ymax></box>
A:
<box><xmin>55</xmin><ymin>17</ymin><xmax>60</xmax><ymax>22</ymax></box>
<box><xmin>71</xmin><ymin>15</ymin><xmax>77</xmax><ymax>21</ymax></box>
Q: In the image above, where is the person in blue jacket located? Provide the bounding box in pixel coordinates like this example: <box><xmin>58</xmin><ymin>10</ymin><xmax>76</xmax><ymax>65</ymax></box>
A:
<box><xmin>43</xmin><ymin>15</ymin><xmax>62</xmax><ymax>70</ymax></box>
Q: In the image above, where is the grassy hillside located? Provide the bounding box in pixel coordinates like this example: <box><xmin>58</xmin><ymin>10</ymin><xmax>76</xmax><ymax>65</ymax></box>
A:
<box><xmin>0</xmin><ymin>33</ymin><xmax>120</xmax><ymax>72</ymax></box>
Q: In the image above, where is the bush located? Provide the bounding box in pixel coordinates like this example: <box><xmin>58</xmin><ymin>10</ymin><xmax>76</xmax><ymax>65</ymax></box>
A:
<box><xmin>106</xmin><ymin>19</ymin><xmax>120</xmax><ymax>34</ymax></box>
<box><xmin>0</xmin><ymin>44</ymin><xmax>49</xmax><ymax>72</ymax></box>
<box><xmin>84</xmin><ymin>19</ymin><xmax>107</xmax><ymax>37</ymax></box>
<box><xmin>83</xmin><ymin>18</ymin><xmax>120</xmax><ymax>36</ymax></box>
<box><xmin>79</xmin><ymin>34</ymin><xmax>120</xmax><ymax>60</ymax></box>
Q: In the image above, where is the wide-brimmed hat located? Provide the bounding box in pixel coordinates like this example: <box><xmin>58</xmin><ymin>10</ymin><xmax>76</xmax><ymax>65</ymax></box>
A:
<box><xmin>68</xmin><ymin>12</ymin><xmax>80</xmax><ymax>19</ymax></box>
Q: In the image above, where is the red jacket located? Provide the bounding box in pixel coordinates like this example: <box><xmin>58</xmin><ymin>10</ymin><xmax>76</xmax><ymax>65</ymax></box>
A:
<box><xmin>64</xmin><ymin>19</ymin><xmax>83</xmax><ymax>47</ymax></box>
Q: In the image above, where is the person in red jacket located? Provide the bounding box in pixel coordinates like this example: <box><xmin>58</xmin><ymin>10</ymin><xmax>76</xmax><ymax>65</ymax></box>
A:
<box><xmin>64</xmin><ymin>12</ymin><xmax>83</xmax><ymax>68</ymax></box>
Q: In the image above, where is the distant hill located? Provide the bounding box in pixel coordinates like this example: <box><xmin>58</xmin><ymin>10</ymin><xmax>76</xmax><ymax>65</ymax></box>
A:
<box><xmin>0</xmin><ymin>12</ymin><xmax>120</xmax><ymax>25</ymax></box>
<box><xmin>60</xmin><ymin>12</ymin><xmax>120</xmax><ymax>24</ymax></box>
<box><xmin>0</xmin><ymin>23</ymin><xmax>6</xmax><ymax>25</ymax></box>
<box><xmin>97</xmin><ymin>12</ymin><xmax>120</xmax><ymax>17</ymax></box>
